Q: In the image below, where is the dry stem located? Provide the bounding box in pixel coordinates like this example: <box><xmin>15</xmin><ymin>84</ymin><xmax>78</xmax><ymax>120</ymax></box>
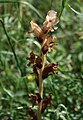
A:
<box><xmin>37</xmin><ymin>54</ymin><xmax>46</xmax><ymax>120</ymax></box>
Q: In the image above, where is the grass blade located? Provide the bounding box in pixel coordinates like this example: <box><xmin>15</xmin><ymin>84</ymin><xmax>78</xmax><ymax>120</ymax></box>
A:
<box><xmin>0</xmin><ymin>0</ymin><xmax>43</xmax><ymax>19</ymax></box>
<box><xmin>59</xmin><ymin>0</ymin><xmax>67</xmax><ymax>19</ymax></box>
<box><xmin>68</xmin><ymin>4</ymin><xmax>82</xmax><ymax>15</ymax></box>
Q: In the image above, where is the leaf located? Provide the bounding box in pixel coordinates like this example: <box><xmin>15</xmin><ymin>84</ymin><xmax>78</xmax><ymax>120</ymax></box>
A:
<box><xmin>0</xmin><ymin>51</ymin><xmax>13</xmax><ymax>55</ymax></box>
<box><xmin>0</xmin><ymin>0</ymin><xmax>43</xmax><ymax>19</ymax></box>
<box><xmin>62</xmin><ymin>0</ymin><xmax>67</xmax><ymax>8</ymax></box>
<box><xmin>68</xmin><ymin>4</ymin><xmax>82</xmax><ymax>15</ymax></box>
<box><xmin>26</xmin><ymin>38</ymin><xmax>41</xmax><ymax>49</ymax></box>
<box><xmin>60</xmin><ymin>115</ymin><xmax>67</xmax><ymax>120</ymax></box>
<box><xmin>59</xmin><ymin>0</ymin><xmax>67</xmax><ymax>18</ymax></box>
<box><xmin>58</xmin><ymin>104</ymin><xmax>67</xmax><ymax>111</ymax></box>
<box><xmin>3</xmin><ymin>88</ymin><xmax>14</xmax><ymax>98</ymax></box>
<box><xmin>20</xmin><ymin>1</ymin><xmax>43</xmax><ymax>19</ymax></box>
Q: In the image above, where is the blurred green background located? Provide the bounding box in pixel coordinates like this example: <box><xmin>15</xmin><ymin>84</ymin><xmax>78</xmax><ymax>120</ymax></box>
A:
<box><xmin>0</xmin><ymin>0</ymin><xmax>83</xmax><ymax>120</ymax></box>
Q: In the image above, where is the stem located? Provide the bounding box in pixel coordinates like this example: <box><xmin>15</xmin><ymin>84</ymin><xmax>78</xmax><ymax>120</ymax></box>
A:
<box><xmin>0</xmin><ymin>19</ymin><xmax>23</xmax><ymax>76</ymax></box>
<box><xmin>58</xmin><ymin>0</ymin><xmax>67</xmax><ymax>19</ymax></box>
<box><xmin>37</xmin><ymin>54</ymin><xmax>46</xmax><ymax>120</ymax></box>
<box><xmin>0</xmin><ymin>19</ymin><xmax>29</xmax><ymax>93</ymax></box>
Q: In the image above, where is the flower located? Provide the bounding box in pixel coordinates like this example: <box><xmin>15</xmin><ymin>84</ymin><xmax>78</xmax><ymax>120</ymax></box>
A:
<box><xmin>29</xmin><ymin>93</ymin><xmax>42</xmax><ymax>107</ymax></box>
<box><xmin>42</xmin><ymin>63</ymin><xmax>58</xmax><ymax>79</ymax></box>
<box><xmin>30</xmin><ymin>20</ymin><xmax>43</xmax><ymax>43</ymax></box>
<box><xmin>27</xmin><ymin>52</ymin><xmax>42</xmax><ymax>69</ymax></box>
<box><xmin>41</xmin><ymin>94</ymin><xmax>52</xmax><ymax>113</ymax></box>
<box><xmin>42</xmin><ymin>35</ymin><xmax>56</xmax><ymax>54</ymax></box>
<box><xmin>28</xmin><ymin>108</ymin><xmax>37</xmax><ymax>120</ymax></box>
<box><xmin>42</xmin><ymin>10</ymin><xmax>59</xmax><ymax>34</ymax></box>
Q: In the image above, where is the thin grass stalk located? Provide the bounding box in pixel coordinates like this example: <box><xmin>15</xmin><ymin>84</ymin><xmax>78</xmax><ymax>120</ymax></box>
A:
<box><xmin>0</xmin><ymin>19</ymin><xmax>23</xmax><ymax>76</ymax></box>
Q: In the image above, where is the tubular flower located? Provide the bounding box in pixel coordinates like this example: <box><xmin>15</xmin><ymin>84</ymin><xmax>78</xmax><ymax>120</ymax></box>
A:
<box><xmin>41</xmin><ymin>94</ymin><xmax>52</xmax><ymax>113</ymax></box>
<box><xmin>42</xmin><ymin>35</ymin><xmax>56</xmax><ymax>54</ymax></box>
<box><xmin>28</xmin><ymin>108</ymin><xmax>37</xmax><ymax>120</ymax></box>
<box><xmin>29</xmin><ymin>93</ymin><xmax>42</xmax><ymax>107</ymax></box>
<box><xmin>27</xmin><ymin>52</ymin><xmax>42</xmax><ymax>69</ymax></box>
<box><xmin>33</xmin><ymin>65</ymin><xmax>39</xmax><ymax>86</ymax></box>
<box><xmin>42</xmin><ymin>10</ymin><xmax>59</xmax><ymax>34</ymax></box>
<box><xmin>42</xmin><ymin>63</ymin><xmax>58</xmax><ymax>79</ymax></box>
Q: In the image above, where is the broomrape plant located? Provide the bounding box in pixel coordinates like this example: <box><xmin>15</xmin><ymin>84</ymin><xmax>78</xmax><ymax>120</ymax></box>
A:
<box><xmin>27</xmin><ymin>10</ymin><xmax>59</xmax><ymax>120</ymax></box>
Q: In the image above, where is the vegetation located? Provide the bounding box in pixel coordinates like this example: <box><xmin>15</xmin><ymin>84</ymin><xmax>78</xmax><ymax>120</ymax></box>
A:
<box><xmin>0</xmin><ymin>0</ymin><xmax>83</xmax><ymax>120</ymax></box>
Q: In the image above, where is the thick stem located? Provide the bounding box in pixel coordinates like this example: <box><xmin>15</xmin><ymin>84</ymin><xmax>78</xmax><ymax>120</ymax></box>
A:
<box><xmin>37</xmin><ymin>54</ymin><xmax>46</xmax><ymax>120</ymax></box>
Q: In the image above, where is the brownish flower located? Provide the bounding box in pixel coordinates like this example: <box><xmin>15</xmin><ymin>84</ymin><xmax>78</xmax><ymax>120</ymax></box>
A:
<box><xmin>27</xmin><ymin>52</ymin><xmax>42</xmax><ymax>69</ymax></box>
<box><xmin>42</xmin><ymin>35</ymin><xmax>56</xmax><ymax>54</ymax></box>
<box><xmin>29</xmin><ymin>93</ymin><xmax>42</xmax><ymax>107</ymax></box>
<box><xmin>27</xmin><ymin>52</ymin><xmax>35</xmax><ymax>65</ymax></box>
<box><xmin>33</xmin><ymin>65</ymin><xmax>39</xmax><ymax>86</ymax></box>
<box><xmin>30</xmin><ymin>20</ymin><xmax>43</xmax><ymax>43</ymax></box>
<box><xmin>28</xmin><ymin>108</ymin><xmax>37</xmax><ymax>120</ymax></box>
<box><xmin>30</xmin><ymin>20</ymin><xmax>41</xmax><ymax>38</ymax></box>
<box><xmin>41</xmin><ymin>94</ymin><xmax>52</xmax><ymax>113</ymax></box>
<box><xmin>42</xmin><ymin>63</ymin><xmax>58</xmax><ymax>79</ymax></box>
<box><xmin>42</xmin><ymin>10</ymin><xmax>59</xmax><ymax>33</ymax></box>
<box><xmin>33</xmin><ymin>63</ymin><xmax>58</xmax><ymax>86</ymax></box>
